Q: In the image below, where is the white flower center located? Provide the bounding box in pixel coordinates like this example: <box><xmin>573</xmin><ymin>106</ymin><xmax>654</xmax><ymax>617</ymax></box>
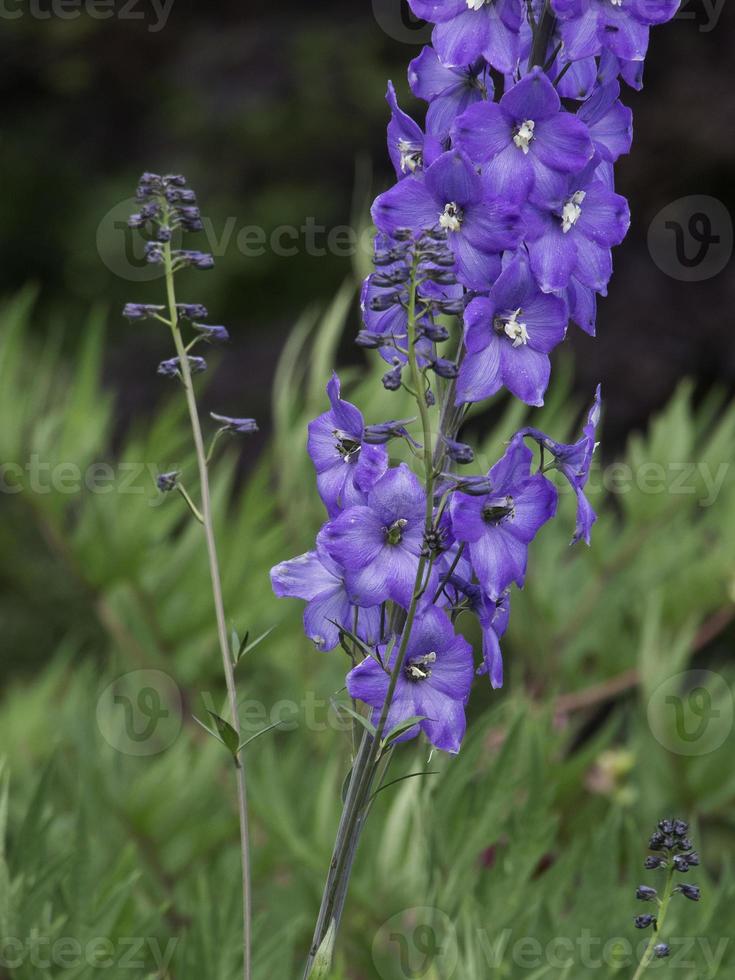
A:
<box><xmin>405</xmin><ymin>651</ymin><xmax>437</xmax><ymax>682</ymax></box>
<box><xmin>513</xmin><ymin>119</ymin><xmax>535</xmax><ymax>155</ymax></box>
<box><xmin>503</xmin><ymin>309</ymin><xmax>529</xmax><ymax>347</ymax></box>
<box><xmin>466</xmin><ymin>0</ymin><xmax>491</xmax><ymax>9</ymax></box>
<box><xmin>610</xmin><ymin>0</ymin><xmax>623</xmax><ymax>6</ymax></box>
<box><xmin>397</xmin><ymin>138</ymin><xmax>423</xmax><ymax>174</ymax></box>
<box><xmin>439</xmin><ymin>202</ymin><xmax>463</xmax><ymax>233</ymax></box>
<box><xmin>561</xmin><ymin>190</ymin><xmax>586</xmax><ymax>233</ymax></box>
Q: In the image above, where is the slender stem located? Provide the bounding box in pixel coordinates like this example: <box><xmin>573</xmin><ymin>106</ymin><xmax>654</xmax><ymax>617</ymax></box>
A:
<box><xmin>631</xmin><ymin>864</ymin><xmax>676</xmax><ymax>980</ymax></box>
<box><xmin>529</xmin><ymin>0</ymin><xmax>557</xmax><ymax>69</ymax></box>
<box><xmin>163</xmin><ymin>243</ymin><xmax>253</xmax><ymax>980</ymax></box>
<box><xmin>302</xmin><ymin>249</ymin><xmax>436</xmax><ymax>978</ymax></box>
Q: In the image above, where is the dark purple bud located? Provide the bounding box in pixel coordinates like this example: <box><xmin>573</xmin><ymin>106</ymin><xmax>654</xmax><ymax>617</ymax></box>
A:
<box><xmin>355</xmin><ymin>330</ymin><xmax>384</xmax><ymax>349</ymax></box>
<box><xmin>654</xmin><ymin>944</ymin><xmax>670</xmax><ymax>959</ymax></box>
<box><xmin>443</xmin><ymin>436</ymin><xmax>474</xmax><ymax>464</ymax></box>
<box><xmin>128</xmin><ymin>213</ymin><xmax>146</xmax><ymax>229</ymax></box>
<box><xmin>145</xmin><ymin>242</ymin><xmax>164</xmax><ymax>265</ymax></box>
<box><xmin>673</xmin><ymin>855</ymin><xmax>690</xmax><ymax>872</ymax></box>
<box><xmin>392</xmin><ymin>228</ymin><xmax>414</xmax><ymax>241</ymax></box>
<box><xmin>649</xmin><ymin>832</ymin><xmax>666</xmax><ymax>851</ymax></box>
<box><xmin>658</xmin><ymin>820</ymin><xmax>675</xmax><ymax>835</ymax></box>
<box><xmin>177</xmin><ymin>304</ymin><xmax>209</xmax><ymax>320</ymax></box>
<box><xmin>157</xmin><ymin>356</ymin><xmax>207</xmax><ymax>378</ymax></box>
<box><xmin>157</xmin><ymin>471</ymin><xmax>180</xmax><ymax>492</ymax></box>
<box><xmin>193</xmin><ymin>323</ymin><xmax>229</xmax><ymax>344</ymax></box>
<box><xmin>430</xmin><ymin>357</ymin><xmax>459</xmax><ymax>380</ymax></box>
<box><xmin>634</xmin><ymin>915</ymin><xmax>656</xmax><ymax>929</ymax></box>
<box><xmin>364</xmin><ymin>420</ymin><xmax>420</xmax><ymax>447</ymax></box>
<box><xmin>676</xmin><ymin>884</ymin><xmax>701</xmax><ymax>902</ymax></box>
<box><xmin>454</xmin><ymin>476</ymin><xmax>494</xmax><ymax>496</ymax></box>
<box><xmin>371</xmin><ymin>270</ymin><xmax>410</xmax><ymax>287</ymax></box>
<box><xmin>644</xmin><ymin>856</ymin><xmax>665</xmax><ymax>870</ymax></box>
<box><xmin>421</xmin><ymin>322</ymin><xmax>449</xmax><ymax>343</ymax></box>
<box><xmin>174</xmin><ymin>250</ymin><xmax>214</xmax><ymax>270</ymax></box>
<box><xmin>163</xmin><ymin>174</ymin><xmax>187</xmax><ymax>187</ymax></box>
<box><xmin>123</xmin><ymin>303</ymin><xmax>165</xmax><ymax>321</ymax></box>
<box><xmin>425</xmin><ymin>388</ymin><xmax>436</xmax><ymax>406</ymax></box>
<box><xmin>210</xmin><ymin>413</ymin><xmax>258</xmax><ymax>434</ymax></box>
<box><xmin>686</xmin><ymin>852</ymin><xmax>700</xmax><ymax>867</ymax></box>
<box><xmin>156</xmin><ymin>226</ymin><xmax>173</xmax><ymax>243</ymax></box>
<box><xmin>677</xmin><ymin>838</ymin><xmax>693</xmax><ymax>852</ymax></box>
<box><xmin>422</xmin><ymin>271</ymin><xmax>457</xmax><ymax>286</ymax></box>
<box><xmin>382</xmin><ymin>365</ymin><xmax>403</xmax><ymax>391</ymax></box>
<box><xmin>436</xmin><ymin>299</ymin><xmax>466</xmax><ymax>316</ymax></box>
<box><xmin>369</xmin><ymin>293</ymin><xmax>402</xmax><ymax>312</ymax></box>
<box><xmin>673</xmin><ymin>820</ymin><xmax>689</xmax><ymax>836</ymax></box>
<box><xmin>636</xmin><ymin>886</ymin><xmax>657</xmax><ymax>902</ymax></box>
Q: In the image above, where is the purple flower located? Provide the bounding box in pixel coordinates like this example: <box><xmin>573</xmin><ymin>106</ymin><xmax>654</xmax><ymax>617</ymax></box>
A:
<box><xmin>157</xmin><ymin>355</ymin><xmax>207</xmax><ymax>377</ymax></box>
<box><xmin>477</xmin><ymin>591</ymin><xmax>511</xmax><ymax>689</ymax></box>
<box><xmin>271</xmin><ymin>534</ymin><xmax>382</xmax><ymax>652</ymax></box>
<box><xmin>512</xmin><ymin>385</ymin><xmax>602</xmax><ymax>543</ymax></box>
<box><xmin>522</xmin><ymin>162</ymin><xmax>630</xmax><ymax>293</ymax></box>
<box><xmin>456</xmin><ymin>254</ymin><xmax>568</xmax><ymax>407</ymax></box>
<box><xmin>307</xmin><ymin>374</ymin><xmax>388</xmax><ymax>518</ymax></box>
<box><xmin>453</xmin><ymin>68</ymin><xmax>594</xmax><ymax>203</ymax></box>
<box><xmin>123</xmin><ymin>303</ymin><xmax>165</xmax><ymax>320</ymax></box>
<box><xmin>450</xmin><ymin>439</ymin><xmax>557</xmax><ymax>598</ymax></box>
<box><xmin>372</xmin><ymin>150</ymin><xmax>521</xmax><ymax>291</ymax></box>
<box><xmin>386</xmin><ymin>81</ymin><xmax>441</xmax><ymax>179</ymax></box>
<box><xmin>194</xmin><ymin>323</ymin><xmax>230</xmax><ymax>344</ymax></box>
<box><xmin>321</xmin><ymin>464</ymin><xmax>429</xmax><ymax>608</ymax></box>
<box><xmin>551</xmin><ymin>0</ymin><xmax>680</xmax><ymax>62</ymax></box>
<box><xmin>578</xmin><ymin>81</ymin><xmax>633</xmax><ymax>163</ymax></box>
<box><xmin>408</xmin><ymin>0</ymin><xmax>523</xmax><ymax>74</ymax></box>
<box><xmin>346</xmin><ymin>605</ymin><xmax>474</xmax><ymax>753</ymax></box>
<box><xmin>408</xmin><ymin>47</ymin><xmax>493</xmax><ymax>143</ymax></box>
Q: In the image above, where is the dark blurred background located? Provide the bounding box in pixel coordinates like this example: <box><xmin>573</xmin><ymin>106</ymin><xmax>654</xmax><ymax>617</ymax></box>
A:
<box><xmin>0</xmin><ymin>0</ymin><xmax>733</xmax><ymax>450</ymax></box>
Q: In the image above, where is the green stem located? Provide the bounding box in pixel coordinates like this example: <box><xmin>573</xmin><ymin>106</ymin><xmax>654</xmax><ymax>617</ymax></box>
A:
<box><xmin>631</xmin><ymin>864</ymin><xmax>676</xmax><ymax>980</ymax></box>
<box><xmin>529</xmin><ymin>0</ymin><xmax>557</xmax><ymax>69</ymax></box>
<box><xmin>301</xmin><ymin>249</ymin><xmax>435</xmax><ymax>978</ymax></box>
<box><xmin>163</xmin><ymin>241</ymin><xmax>253</xmax><ymax>980</ymax></box>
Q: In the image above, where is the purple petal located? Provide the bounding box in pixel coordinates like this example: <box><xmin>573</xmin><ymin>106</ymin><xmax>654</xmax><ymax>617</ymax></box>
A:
<box><xmin>532</xmin><ymin>112</ymin><xmax>593</xmax><ymax>174</ymax></box>
<box><xmin>470</xmin><ymin>526</ymin><xmax>529</xmax><ymax>596</ymax></box>
<box><xmin>270</xmin><ymin>550</ymin><xmax>338</xmax><ymax>601</ymax></box>
<box><xmin>501</xmin><ymin>68</ymin><xmax>561</xmax><ymax>121</ymax></box>
<box><xmin>322</xmin><ymin>506</ymin><xmax>385</xmax><ymax>570</ymax></box>
<box><xmin>508</xmin><ymin>474</ymin><xmax>558</xmax><ymax>542</ymax></box>
<box><xmin>425</xmin><ymin>150</ymin><xmax>483</xmax><ymax>208</ymax></box>
<box><xmin>452</xmin><ymin>101</ymin><xmax>510</xmax><ymax>164</ymax></box>
<box><xmin>499</xmin><ymin>343</ymin><xmax>551</xmax><ymax>406</ymax></box>
<box><xmin>372</xmin><ymin>178</ymin><xmax>439</xmax><ymax>238</ymax></box>
<box><xmin>304</xmin><ymin>587</ymin><xmax>353</xmax><ymax>652</ymax></box>
<box><xmin>456</xmin><ymin>339</ymin><xmax>503</xmax><ymax>404</ymax></box>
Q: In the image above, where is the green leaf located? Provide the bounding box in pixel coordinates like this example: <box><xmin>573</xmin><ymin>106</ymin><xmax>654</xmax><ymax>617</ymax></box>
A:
<box><xmin>238</xmin><ymin>624</ymin><xmax>278</xmax><ymax>665</ymax></box>
<box><xmin>308</xmin><ymin>919</ymin><xmax>337</xmax><ymax>980</ymax></box>
<box><xmin>381</xmin><ymin>716</ymin><xmax>426</xmax><ymax>748</ymax></box>
<box><xmin>238</xmin><ymin>720</ymin><xmax>284</xmax><ymax>753</ymax></box>
<box><xmin>370</xmin><ymin>770</ymin><xmax>439</xmax><ymax>804</ymax></box>
<box><xmin>207</xmin><ymin>711</ymin><xmax>241</xmax><ymax>758</ymax></box>
<box><xmin>331</xmin><ymin>701</ymin><xmax>376</xmax><ymax>738</ymax></box>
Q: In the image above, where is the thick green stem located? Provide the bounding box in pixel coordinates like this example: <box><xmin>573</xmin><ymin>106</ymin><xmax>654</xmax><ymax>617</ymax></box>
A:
<box><xmin>631</xmin><ymin>864</ymin><xmax>676</xmax><ymax>980</ymax></box>
<box><xmin>163</xmin><ymin>243</ymin><xmax>253</xmax><ymax>980</ymax></box>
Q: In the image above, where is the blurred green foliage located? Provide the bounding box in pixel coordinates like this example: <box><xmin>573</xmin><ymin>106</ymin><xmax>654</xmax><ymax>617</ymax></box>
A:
<box><xmin>1</xmin><ymin>286</ymin><xmax>734</xmax><ymax>978</ymax></box>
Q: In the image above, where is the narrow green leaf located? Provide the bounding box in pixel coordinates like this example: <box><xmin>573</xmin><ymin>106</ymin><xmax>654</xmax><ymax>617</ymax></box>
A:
<box><xmin>238</xmin><ymin>720</ymin><xmax>284</xmax><ymax>753</ymax></box>
<box><xmin>192</xmin><ymin>715</ymin><xmax>225</xmax><ymax>745</ymax></box>
<box><xmin>239</xmin><ymin>624</ymin><xmax>277</xmax><ymax>663</ymax></box>
<box><xmin>381</xmin><ymin>715</ymin><xmax>427</xmax><ymax>748</ymax></box>
<box><xmin>370</xmin><ymin>770</ymin><xmax>439</xmax><ymax>804</ymax></box>
<box><xmin>331</xmin><ymin>701</ymin><xmax>377</xmax><ymax>738</ymax></box>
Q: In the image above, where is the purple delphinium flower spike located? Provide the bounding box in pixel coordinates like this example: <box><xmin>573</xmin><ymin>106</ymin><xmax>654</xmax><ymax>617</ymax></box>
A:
<box><xmin>321</xmin><ymin>463</ymin><xmax>432</xmax><ymax>608</ymax></box>
<box><xmin>346</xmin><ymin>604</ymin><xmax>474</xmax><ymax>753</ymax></box>
<box><xmin>512</xmin><ymin>385</ymin><xmax>602</xmax><ymax>544</ymax></box>
<box><xmin>307</xmin><ymin>374</ymin><xmax>389</xmax><ymax>518</ymax></box>
<box><xmin>372</xmin><ymin>149</ymin><xmax>521</xmax><ymax>291</ymax></box>
<box><xmin>271</xmin><ymin>532</ymin><xmax>382</xmax><ymax>652</ymax></box>
<box><xmin>453</xmin><ymin>68</ymin><xmax>594</xmax><ymax>203</ymax></box>
<box><xmin>456</xmin><ymin>254</ymin><xmax>568</xmax><ymax>407</ymax></box>
<box><xmin>450</xmin><ymin>438</ymin><xmax>558</xmax><ymax>598</ymax></box>
<box><xmin>408</xmin><ymin>47</ymin><xmax>493</xmax><ymax>143</ymax></box>
<box><xmin>408</xmin><ymin>0</ymin><xmax>523</xmax><ymax>74</ymax></box>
